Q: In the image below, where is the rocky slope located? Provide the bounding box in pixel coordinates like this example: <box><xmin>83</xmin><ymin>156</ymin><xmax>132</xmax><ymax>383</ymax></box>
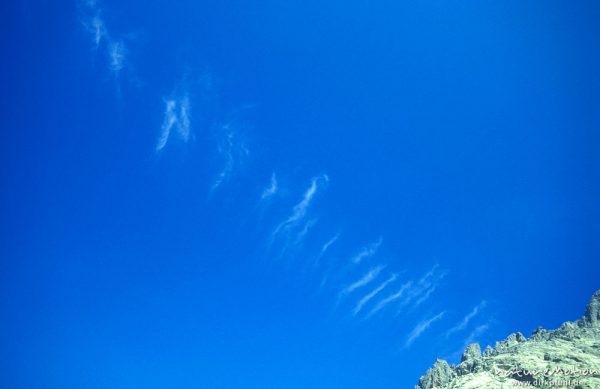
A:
<box><xmin>415</xmin><ymin>290</ymin><xmax>600</xmax><ymax>389</ymax></box>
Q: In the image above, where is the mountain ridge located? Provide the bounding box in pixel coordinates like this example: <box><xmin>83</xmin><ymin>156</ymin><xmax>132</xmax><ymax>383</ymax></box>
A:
<box><xmin>414</xmin><ymin>290</ymin><xmax>600</xmax><ymax>389</ymax></box>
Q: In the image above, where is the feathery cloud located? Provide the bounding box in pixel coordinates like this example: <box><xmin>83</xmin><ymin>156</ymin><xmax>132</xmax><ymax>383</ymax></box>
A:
<box><xmin>462</xmin><ymin>323</ymin><xmax>490</xmax><ymax>347</ymax></box>
<box><xmin>211</xmin><ymin>121</ymin><xmax>249</xmax><ymax>192</ymax></box>
<box><xmin>339</xmin><ymin>265</ymin><xmax>385</xmax><ymax>298</ymax></box>
<box><xmin>404</xmin><ymin>311</ymin><xmax>446</xmax><ymax>348</ymax></box>
<box><xmin>402</xmin><ymin>264</ymin><xmax>447</xmax><ymax>308</ymax></box>
<box><xmin>156</xmin><ymin>95</ymin><xmax>192</xmax><ymax>152</ymax></box>
<box><xmin>414</xmin><ymin>284</ymin><xmax>438</xmax><ymax>306</ymax></box>
<box><xmin>353</xmin><ymin>273</ymin><xmax>397</xmax><ymax>316</ymax></box>
<box><xmin>445</xmin><ymin>301</ymin><xmax>488</xmax><ymax>338</ymax></box>
<box><xmin>444</xmin><ymin>321</ymin><xmax>492</xmax><ymax>363</ymax></box>
<box><xmin>108</xmin><ymin>40</ymin><xmax>126</xmax><ymax>74</ymax></box>
<box><xmin>261</xmin><ymin>172</ymin><xmax>278</xmax><ymax>200</ymax></box>
<box><xmin>271</xmin><ymin>175</ymin><xmax>328</xmax><ymax>239</ymax></box>
<box><xmin>293</xmin><ymin>218</ymin><xmax>318</xmax><ymax>247</ymax></box>
<box><xmin>313</xmin><ymin>232</ymin><xmax>340</xmax><ymax>267</ymax></box>
<box><xmin>87</xmin><ymin>15</ymin><xmax>106</xmax><ymax>49</ymax></box>
<box><xmin>212</xmin><ymin>129</ymin><xmax>235</xmax><ymax>190</ymax></box>
<box><xmin>367</xmin><ymin>281</ymin><xmax>412</xmax><ymax>318</ymax></box>
<box><xmin>177</xmin><ymin>96</ymin><xmax>191</xmax><ymax>142</ymax></box>
<box><xmin>267</xmin><ymin>175</ymin><xmax>328</xmax><ymax>260</ymax></box>
<box><xmin>156</xmin><ymin>100</ymin><xmax>176</xmax><ymax>151</ymax></box>
<box><xmin>80</xmin><ymin>1</ymin><xmax>129</xmax><ymax>82</ymax></box>
<box><xmin>351</xmin><ymin>237</ymin><xmax>383</xmax><ymax>264</ymax></box>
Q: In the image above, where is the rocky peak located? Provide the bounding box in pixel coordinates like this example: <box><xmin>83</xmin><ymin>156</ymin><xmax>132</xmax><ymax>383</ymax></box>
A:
<box><xmin>460</xmin><ymin>343</ymin><xmax>481</xmax><ymax>363</ymax></box>
<box><xmin>482</xmin><ymin>345</ymin><xmax>493</xmax><ymax>357</ymax></box>
<box><xmin>530</xmin><ymin>326</ymin><xmax>550</xmax><ymax>341</ymax></box>
<box><xmin>456</xmin><ymin>343</ymin><xmax>483</xmax><ymax>376</ymax></box>
<box><xmin>413</xmin><ymin>290</ymin><xmax>600</xmax><ymax>389</ymax></box>
<box><xmin>493</xmin><ymin>332</ymin><xmax>526</xmax><ymax>354</ymax></box>
<box><xmin>579</xmin><ymin>290</ymin><xmax>600</xmax><ymax>328</ymax></box>
<box><xmin>415</xmin><ymin>359</ymin><xmax>455</xmax><ymax>389</ymax></box>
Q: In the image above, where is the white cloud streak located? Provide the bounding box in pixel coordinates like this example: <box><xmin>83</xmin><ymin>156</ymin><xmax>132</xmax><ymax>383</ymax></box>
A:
<box><xmin>366</xmin><ymin>281</ymin><xmax>412</xmax><ymax>319</ymax></box>
<box><xmin>88</xmin><ymin>16</ymin><xmax>106</xmax><ymax>49</ymax></box>
<box><xmin>271</xmin><ymin>175</ymin><xmax>328</xmax><ymax>241</ymax></box>
<box><xmin>177</xmin><ymin>96</ymin><xmax>191</xmax><ymax>142</ymax></box>
<box><xmin>353</xmin><ymin>273</ymin><xmax>397</xmax><ymax>316</ymax></box>
<box><xmin>351</xmin><ymin>237</ymin><xmax>383</xmax><ymax>264</ymax></box>
<box><xmin>445</xmin><ymin>301</ymin><xmax>487</xmax><ymax>338</ymax></box>
<box><xmin>80</xmin><ymin>1</ymin><xmax>128</xmax><ymax>79</ymax></box>
<box><xmin>261</xmin><ymin>172</ymin><xmax>278</xmax><ymax>200</ymax></box>
<box><xmin>313</xmin><ymin>232</ymin><xmax>340</xmax><ymax>267</ymax></box>
<box><xmin>404</xmin><ymin>311</ymin><xmax>446</xmax><ymax>348</ymax></box>
<box><xmin>266</xmin><ymin>175</ymin><xmax>328</xmax><ymax>261</ymax></box>
<box><xmin>339</xmin><ymin>265</ymin><xmax>385</xmax><ymax>298</ymax></box>
<box><xmin>156</xmin><ymin>95</ymin><xmax>192</xmax><ymax>152</ymax></box>
<box><xmin>212</xmin><ymin>130</ymin><xmax>235</xmax><ymax>190</ymax></box>
<box><xmin>211</xmin><ymin>122</ymin><xmax>249</xmax><ymax>192</ymax></box>
<box><xmin>401</xmin><ymin>264</ymin><xmax>447</xmax><ymax>308</ymax></box>
<box><xmin>462</xmin><ymin>323</ymin><xmax>490</xmax><ymax>347</ymax></box>
<box><xmin>108</xmin><ymin>40</ymin><xmax>126</xmax><ymax>73</ymax></box>
<box><xmin>365</xmin><ymin>265</ymin><xmax>446</xmax><ymax>320</ymax></box>
<box><xmin>414</xmin><ymin>284</ymin><xmax>437</xmax><ymax>306</ymax></box>
<box><xmin>156</xmin><ymin>100</ymin><xmax>176</xmax><ymax>151</ymax></box>
<box><xmin>293</xmin><ymin>218</ymin><xmax>318</xmax><ymax>246</ymax></box>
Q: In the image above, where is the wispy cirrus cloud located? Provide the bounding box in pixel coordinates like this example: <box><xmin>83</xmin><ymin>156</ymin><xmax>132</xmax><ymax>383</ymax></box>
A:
<box><xmin>365</xmin><ymin>264</ymin><xmax>445</xmax><ymax>319</ymax></box>
<box><xmin>212</xmin><ymin>128</ymin><xmax>235</xmax><ymax>190</ymax></box>
<box><xmin>401</xmin><ymin>264</ymin><xmax>447</xmax><ymax>309</ymax></box>
<box><xmin>267</xmin><ymin>175</ymin><xmax>329</xmax><ymax>260</ymax></box>
<box><xmin>79</xmin><ymin>1</ymin><xmax>129</xmax><ymax>80</ymax></box>
<box><xmin>313</xmin><ymin>232</ymin><xmax>340</xmax><ymax>268</ymax></box>
<box><xmin>339</xmin><ymin>265</ymin><xmax>385</xmax><ymax>299</ymax></box>
<box><xmin>462</xmin><ymin>322</ymin><xmax>490</xmax><ymax>346</ymax></box>
<box><xmin>211</xmin><ymin>121</ymin><xmax>250</xmax><ymax>192</ymax></box>
<box><xmin>445</xmin><ymin>301</ymin><xmax>488</xmax><ymax>338</ymax></box>
<box><xmin>366</xmin><ymin>280</ymin><xmax>412</xmax><ymax>319</ymax></box>
<box><xmin>293</xmin><ymin>218</ymin><xmax>319</xmax><ymax>247</ymax></box>
<box><xmin>445</xmin><ymin>322</ymin><xmax>492</xmax><ymax>361</ymax></box>
<box><xmin>404</xmin><ymin>311</ymin><xmax>446</xmax><ymax>348</ymax></box>
<box><xmin>271</xmin><ymin>175</ymin><xmax>328</xmax><ymax>240</ymax></box>
<box><xmin>261</xmin><ymin>172</ymin><xmax>278</xmax><ymax>200</ymax></box>
<box><xmin>156</xmin><ymin>94</ymin><xmax>192</xmax><ymax>152</ymax></box>
<box><xmin>86</xmin><ymin>15</ymin><xmax>106</xmax><ymax>49</ymax></box>
<box><xmin>351</xmin><ymin>237</ymin><xmax>383</xmax><ymax>264</ymax></box>
<box><xmin>414</xmin><ymin>283</ymin><xmax>438</xmax><ymax>306</ymax></box>
<box><xmin>353</xmin><ymin>273</ymin><xmax>397</xmax><ymax>316</ymax></box>
<box><xmin>108</xmin><ymin>40</ymin><xmax>126</xmax><ymax>74</ymax></box>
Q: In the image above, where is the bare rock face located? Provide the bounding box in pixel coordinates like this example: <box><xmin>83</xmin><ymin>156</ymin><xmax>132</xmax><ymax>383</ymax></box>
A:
<box><xmin>482</xmin><ymin>345</ymin><xmax>493</xmax><ymax>358</ymax></box>
<box><xmin>413</xmin><ymin>290</ymin><xmax>600</xmax><ymax>389</ymax></box>
<box><xmin>530</xmin><ymin>326</ymin><xmax>550</xmax><ymax>341</ymax></box>
<box><xmin>579</xmin><ymin>290</ymin><xmax>600</xmax><ymax>328</ymax></box>
<box><xmin>414</xmin><ymin>359</ymin><xmax>455</xmax><ymax>389</ymax></box>
<box><xmin>461</xmin><ymin>343</ymin><xmax>481</xmax><ymax>363</ymax></box>
<box><xmin>456</xmin><ymin>344</ymin><xmax>482</xmax><ymax>375</ymax></box>
<box><xmin>552</xmin><ymin>321</ymin><xmax>580</xmax><ymax>341</ymax></box>
<box><xmin>489</xmin><ymin>332</ymin><xmax>527</xmax><ymax>356</ymax></box>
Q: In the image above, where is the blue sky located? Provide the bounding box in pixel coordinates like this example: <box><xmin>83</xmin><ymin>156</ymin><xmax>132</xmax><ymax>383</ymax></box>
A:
<box><xmin>1</xmin><ymin>1</ymin><xmax>600</xmax><ymax>388</ymax></box>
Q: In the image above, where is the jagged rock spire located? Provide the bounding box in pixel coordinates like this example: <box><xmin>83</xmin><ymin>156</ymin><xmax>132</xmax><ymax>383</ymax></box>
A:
<box><xmin>460</xmin><ymin>343</ymin><xmax>481</xmax><ymax>363</ymax></box>
<box><xmin>414</xmin><ymin>290</ymin><xmax>600</xmax><ymax>389</ymax></box>
<box><xmin>579</xmin><ymin>290</ymin><xmax>600</xmax><ymax>328</ymax></box>
<box><xmin>415</xmin><ymin>359</ymin><xmax>455</xmax><ymax>389</ymax></box>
